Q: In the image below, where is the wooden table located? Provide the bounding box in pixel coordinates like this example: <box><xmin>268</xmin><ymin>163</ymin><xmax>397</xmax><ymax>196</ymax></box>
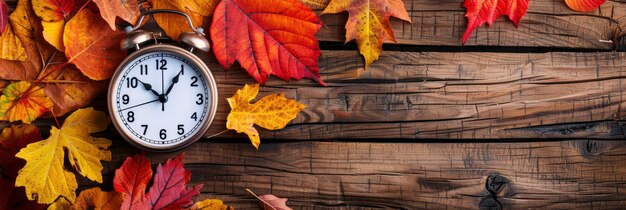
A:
<box><xmin>11</xmin><ymin>0</ymin><xmax>626</xmax><ymax>209</ymax></box>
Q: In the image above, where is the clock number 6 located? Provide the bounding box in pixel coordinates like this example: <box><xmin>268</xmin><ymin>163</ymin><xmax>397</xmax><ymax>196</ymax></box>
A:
<box><xmin>160</xmin><ymin>129</ymin><xmax>167</xmax><ymax>140</ymax></box>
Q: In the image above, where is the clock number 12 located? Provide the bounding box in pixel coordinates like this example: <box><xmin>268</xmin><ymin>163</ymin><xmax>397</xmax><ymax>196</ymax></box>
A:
<box><xmin>156</xmin><ymin>59</ymin><xmax>167</xmax><ymax>70</ymax></box>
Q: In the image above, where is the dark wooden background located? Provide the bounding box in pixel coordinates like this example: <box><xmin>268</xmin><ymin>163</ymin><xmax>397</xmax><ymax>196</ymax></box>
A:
<box><xmin>9</xmin><ymin>0</ymin><xmax>626</xmax><ymax>209</ymax></box>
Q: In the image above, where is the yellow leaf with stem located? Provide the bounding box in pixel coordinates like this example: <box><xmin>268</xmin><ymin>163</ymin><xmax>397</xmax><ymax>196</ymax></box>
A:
<box><xmin>15</xmin><ymin>108</ymin><xmax>112</xmax><ymax>204</ymax></box>
<box><xmin>226</xmin><ymin>84</ymin><xmax>305</xmax><ymax>149</ymax></box>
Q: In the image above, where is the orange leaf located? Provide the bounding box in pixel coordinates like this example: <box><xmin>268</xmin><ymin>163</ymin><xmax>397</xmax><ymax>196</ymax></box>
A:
<box><xmin>64</xmin><ymin>8</ymin><xmax>126</xmax><ymax>80</ymax></box>
<box><xmin>72</xmin><ymin>187</ymin><xmax>123</xmax><ymax>210</ymax></box>
<box><xmin>92</xmin><ymin>0</ymin><xmax>141</xmax><ymax>30</ymax></box>
<box><xmin>210</xmin><ymin>0</ymin><xmax>325</xmax><ymax>85</ymax></box>
<box><xmin>151</xmin><ymin>0</ymin><xmax>208</xmax><ymax>41</ymax></box>
<box><xmin>565</xmin><ymin>0</ymin><xmax>606</xmax><ymax>12</ymax></box>
<box><xmin>322</xmin><ymin>0</ymin><xmax>411</xmax><ymax>68</ymax></box>
<box><xmin>0</xmin><ymin>81</ymin><xmax>53</xmax><ymax>123</ymax></box>
<box><xmin>0</xmin><ymin>0</ymin><xmax>7</xmax><ymax>33</ymax></box>
<box><xmin>462</xmin><ymin>0</ymin><xmax>529</xmax><ymax>44</ymax></box>
<box><xmin>31</xmin><ymin>0</ymin><xmax>74</xmax><ymax>22</ymax></box>
<box><xmin>188</xmin><ymin>199</ymin><xmax>234</xmax><ymax>210</ymax></box>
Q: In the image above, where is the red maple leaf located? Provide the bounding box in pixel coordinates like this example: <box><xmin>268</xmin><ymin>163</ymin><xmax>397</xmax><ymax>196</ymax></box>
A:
<box><xmin>210</xmin><ymin>0</ymin><xmax>325</xmax><ymax>85</ymax></box>
<box><xmin>462</xmin><ymin>0</ymin><xmax>529</xmax><ymax>44</ymax></box>
<box><xmin>113</xmin><ymin>153</ymin><xmax>203</xmax><ymax>210</ymax></box>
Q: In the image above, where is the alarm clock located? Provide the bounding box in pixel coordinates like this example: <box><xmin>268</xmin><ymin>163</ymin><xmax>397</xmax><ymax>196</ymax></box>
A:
<box><xmin>108</xmin><ymin>10</ymin><xmax>218</xmax><ymax>151</ymax></box>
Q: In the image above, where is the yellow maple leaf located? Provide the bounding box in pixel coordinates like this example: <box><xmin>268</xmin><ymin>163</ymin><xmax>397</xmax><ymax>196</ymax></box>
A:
<box><xmin>0</xmin><ymin>81</ymin><xmax>53</xmax><ymax>123</ymax></box>
<box><xmin>189</xmin><ymin>199</ymin><xmax>234</xmax><ymax>210</ymax></box>
<box><xmin>15</xmin><ymin>108</ymin><xmax>112</xmax><ymax>204</ymax></box>
<box><xmin>322</xmin><ymin>0</ymin><xmax>411</xmax><ymax>68</ymax></box>
<box><xmin>226</xmin><ymin>84</ymin><xmax>305</xmax><ymax>149</ymax></box>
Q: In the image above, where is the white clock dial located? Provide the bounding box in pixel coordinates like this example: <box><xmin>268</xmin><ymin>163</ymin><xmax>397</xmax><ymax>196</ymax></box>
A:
<box><xmin>110</xmin><ymin>49</ymin><xmax>214</xmax><ymax>149</ymax></box>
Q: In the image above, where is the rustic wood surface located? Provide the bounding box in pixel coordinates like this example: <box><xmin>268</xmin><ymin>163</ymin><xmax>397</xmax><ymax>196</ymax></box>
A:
<box><xmin>203</xmin><ymin>51</ymin><xmax>626</xmax><ymax>140</ymax></box>
<box><xmin>6</xmin><ymin>0</ymin><xmax>626</xmax><ymax>209</ymax></box>
<box><xmin>76</xmin><ymin>139</ymin><xmax>626</xmax><ymax>209</ymax></box>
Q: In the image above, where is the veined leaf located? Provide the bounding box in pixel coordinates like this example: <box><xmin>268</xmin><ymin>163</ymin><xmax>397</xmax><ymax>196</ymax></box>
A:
<box><xmin>0</xmin><ymin>81</ymin><xmax>53</xmax><ymax>123</ymax></box>
<box><xmin>462</xmin><ymin>0</ymin><xmax>529</xmax><ymax>43</ymax></box>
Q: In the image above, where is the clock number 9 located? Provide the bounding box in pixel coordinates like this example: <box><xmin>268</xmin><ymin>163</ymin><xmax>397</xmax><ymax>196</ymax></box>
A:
<box><xmin>122</xmin><ymin>94</ymin><xmax>129</xmax><ymax>105</ymax></box>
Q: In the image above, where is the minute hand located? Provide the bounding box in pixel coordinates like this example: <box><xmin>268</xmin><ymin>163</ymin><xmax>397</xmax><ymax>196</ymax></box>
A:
<box><xmin>165</xmin><ymin>70</ymin><xmax>183</xmax><ymax>95</ymax></box>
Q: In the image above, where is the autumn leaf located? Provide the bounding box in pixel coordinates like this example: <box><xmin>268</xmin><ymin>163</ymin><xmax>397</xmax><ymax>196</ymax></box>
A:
<box><xmin>565</xmin><ymin>0</ymin><xmax>606</xmax><ymax>12</ymax></box>
<box><xmin>64</xmin><ymin>8</ymin><xmax>126</xmax><ymax>80</ymax></box>
<box><xmin>92</xmin><ymin>0</ymin><xmax>140</xmax><ymax>30</ymax></box>
<box><xmin>189</xmin><ymin>199</ymin><xmax>234</xmax><ymax>210</ymax></box>
<box><xmin>0</xmin><ymin>124</ymin><xmax>42</xmax><ymax>178</ymax></box>
<box><xmin>246</xmin><ymin>189</ymin><xmax>292</xmax><ymax>210</ymax></box>
<box><xmin>226</xmin><ymin>84</ymin><xmax>305</xmax><ymax>149</ymax></box>
<box><xmin>0</xmin><ymin>125</ymin><xmax>47</xmax><ymax>210</ymax></box>
<box><xmin>150</xmin><ymin>0</ymin><xmax>210</xmax><ymax>41</ymax></box>
<box><xmin>462</xmin><ymin>0</ymin><xmax>529</xmax><ymax>44</ymax></box>
<box><xmin>41</xmin><ymin>19</ymin><xmax>65</xmax><ymax>51</ymax></box>
<box><xmin>114</xmin><ymin>153</ymin><xmax>204</xmax><ymax>210</ymax></box>
<box><xmin>44</xmin><ymin>63</ymin><xmax>107</xmax><ymax>116</ymax></box>
<box><xmin>15</xmin><ymin>108</ymin><xmax>112</xmax><ymax>204</ymax></box>
<box><xmin>0</xmin><ymin>0</ymin><xmax>56</xmax><ymax>80</ymax></box>
<box><xmin>210</xmin><ymin>0</ymin><xmax>325</xmax><ymax>85</ymax></box>
<box><xmin>0</xmin><ymin>0</ymin><xmax>7</xmax><ymax>33</ymax></box>
<box><xmin>73</xmin><ymin>187</ymin><xmax>123</xmax><ymax>210</ymax></box>
<box><xmin>322</xmin><ymin>0</ymin><xmax>410</xmax><ymax>69</ymax></box>
<box><xmin>0</xmin><ymin>178</ymin><xmax>47</xmax><ymax>210</ymax></box>
<box><xmin>299</xmin><ymin>0</ymin><xmax>330</xmax><ymax>10</ymax></box>
<box><xmin>0</xmin><ymin>81</ymin><xmax>53</xmax><ymax>123</ymax></box>
<box><xmin>31</xmin><ymin>0</ymin><xmax>74</xmax><ymax>21</ymax></box>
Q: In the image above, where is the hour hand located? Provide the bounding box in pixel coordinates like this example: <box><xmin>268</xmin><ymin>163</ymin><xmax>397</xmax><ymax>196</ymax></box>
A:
<box><xmin>165</xmin><ymin>70</ymin><xmax>183</xmax><ymax>96</ymax></box>
<box><xmin>137</xmin><ymin>79</ymin><xmax>161</xmax><ymax>97</ymax></box>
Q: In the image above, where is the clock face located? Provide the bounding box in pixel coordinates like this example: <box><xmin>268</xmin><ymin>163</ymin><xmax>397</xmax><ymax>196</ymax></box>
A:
<box><xmin>109</xmin><ymin>46</ymin><xmax>217</xmax><ymax>150</ymax></box>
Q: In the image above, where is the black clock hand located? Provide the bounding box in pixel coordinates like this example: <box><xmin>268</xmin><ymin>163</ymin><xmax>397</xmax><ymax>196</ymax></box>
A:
<box><xmin>120</xmin><ymin>99</ymin><xmax>159</xmax><ymax>112</ymax></box>
<box><xmin>136</xmin><ymin>79</ymin><xmax>160</xmax><ymax>97</ymax></box>
<box><xmin>165</xmin><ymin>70</ymin><xmax>183</xmax><ymax>96</ymax></box>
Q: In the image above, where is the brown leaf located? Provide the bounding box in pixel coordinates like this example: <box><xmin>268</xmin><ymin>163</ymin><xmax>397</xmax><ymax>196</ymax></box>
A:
<box><xmin>246</xmin><ymin>189</ymin><xmax>293</xmax><ymax>210</ymax></box>
<box><xmin>64</xmin><ymin>8</ymin><xmax>126</xmax><ymax>80</ymax></box>
<box><xmin>92</xmin><ymin>0</ymin><xmax>141</xmax><ymax>30</ymax></box>
<box><xmin>43</xmin><ymin>64</ymin><xmax>106</xmax><ymax>116</ymax></box>
<box><xmin>0</xmin><ymin>0</ymin><xmax>56</xmax><ymax>80</ymax></box>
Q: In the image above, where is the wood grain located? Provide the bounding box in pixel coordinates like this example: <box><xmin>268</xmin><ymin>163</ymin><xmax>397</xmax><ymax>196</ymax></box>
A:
<box><xmin>6</xmin><ymin>0</ymin><xmax>626</xmax><ymax>49</ymax></box>
<box><xmin>203</xmin><ymin>51</ymin><xmax>626</xmax><ymax>140</ymax></box>
<box><xmin>81</xmin><ymin>140</ymin><xmax>626</xmax><ymax>209</ymax></box>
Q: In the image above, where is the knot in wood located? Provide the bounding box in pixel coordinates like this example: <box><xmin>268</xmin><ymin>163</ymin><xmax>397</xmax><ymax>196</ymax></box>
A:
<box><xmin>617</xmin><ymin>36</ymin><xmax>626</xmax><ymax>52</ymax></box>
<box><xmin>479</xmin><ymin>196</ymin><xmax>502</xmax><ymax>210</ymax></box>
<box><xmin>486</xmin><ymin>174</ymin><xmax>508</xmax><ymax>194</ymax></box>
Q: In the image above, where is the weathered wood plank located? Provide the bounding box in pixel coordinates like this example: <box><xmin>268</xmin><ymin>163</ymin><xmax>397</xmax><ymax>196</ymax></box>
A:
<box><xmin>201</xmin><ymin>51</ymin><xmax>626</xmax><ymax>140</ymax></box>
<box><xmin>315</xmin><ymin>0</ymin><xmax>626</xmax><ymax>49</ymax></box>
<box><xmin>83</xmin><ymin>140</ymin><xmax>626</xmax><ymax>209</ymax></box>
<box><xmin>6</xmin><ymin>0</ymin><xmax>626</xmax><ymax>49</ymax></box>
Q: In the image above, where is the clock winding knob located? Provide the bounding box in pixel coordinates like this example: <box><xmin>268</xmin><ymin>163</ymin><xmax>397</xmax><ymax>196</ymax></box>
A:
<box><xmin>121</xmin><ymin>29</ymin><xmax>153</xmax><ymax>50</ymax></box>
<box><xmin>179</xmin><ymin>28</ymin><xmax>210</xmax><ymax>52</ymax></box>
